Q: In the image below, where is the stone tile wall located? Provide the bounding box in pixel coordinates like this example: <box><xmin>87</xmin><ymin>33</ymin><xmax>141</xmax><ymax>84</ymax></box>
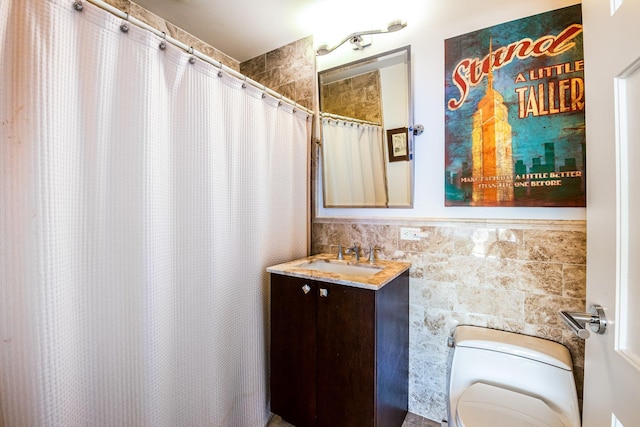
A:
<box><xmin>240</xmin><ymin>36</ymin><xmax>316</xmax><ymax>111</ymax></box>
<box><xmin>311</xmin><ymin>218</ymin><xmax>586</xmax><ymax>422</ymax></box>
<box><xmin>104</xmin><ymin>0</ymin><xmax>240</xmax><ymax>71</ymax></box>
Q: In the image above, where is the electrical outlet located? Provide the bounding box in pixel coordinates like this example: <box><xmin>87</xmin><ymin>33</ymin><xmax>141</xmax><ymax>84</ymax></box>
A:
<box><xmin>400</xmin><ymin>227</ymin><xmax>421</xmax><ymax>241</ymax></box>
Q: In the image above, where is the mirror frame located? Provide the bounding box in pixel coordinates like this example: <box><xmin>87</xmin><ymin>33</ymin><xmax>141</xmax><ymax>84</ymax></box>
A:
<box><xmin>318</xmin><ymin>46</ymin><xmax>414</xmax><ymax>209</ymax></box>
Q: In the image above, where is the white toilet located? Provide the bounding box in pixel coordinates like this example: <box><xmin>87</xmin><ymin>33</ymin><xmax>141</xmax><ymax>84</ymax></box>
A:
<box><xmin>448</xmin><ymin>325</ymin><xmax>581</xmax><ymax>427</ymax></box>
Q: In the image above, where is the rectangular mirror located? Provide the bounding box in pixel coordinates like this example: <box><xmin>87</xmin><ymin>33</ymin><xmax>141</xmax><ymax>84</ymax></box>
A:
<box><xmin>319</xmin><ymin>46</ymin><xmax>413</xmax><ymax>208</ymax></box>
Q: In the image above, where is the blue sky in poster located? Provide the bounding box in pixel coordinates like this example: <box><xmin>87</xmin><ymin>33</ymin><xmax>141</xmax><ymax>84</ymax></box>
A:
<box><xmin>444</xmin><ymin>4</ymin><xmax>585</xmax><ymax>177</ymax></box>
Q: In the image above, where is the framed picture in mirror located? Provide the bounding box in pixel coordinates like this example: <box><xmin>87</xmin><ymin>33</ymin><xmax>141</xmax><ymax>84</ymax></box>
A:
<box><xmin>387</xmin><ymin>127</ymin><xmax>409</xmax><ymax>162</ymax></box>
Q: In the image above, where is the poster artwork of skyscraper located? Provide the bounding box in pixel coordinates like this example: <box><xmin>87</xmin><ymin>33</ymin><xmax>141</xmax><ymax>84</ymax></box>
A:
<box><xmin>444</xmin><ymin>4</ymin><xmax>585</xmax><ymax>207</ymax></box>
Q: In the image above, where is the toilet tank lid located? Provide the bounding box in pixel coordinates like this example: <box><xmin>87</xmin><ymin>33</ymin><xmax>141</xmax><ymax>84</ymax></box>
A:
<box><xmin>454</xmin><ymin>326</ymin><xmax>573</xmax><ymax>371</ymax></box>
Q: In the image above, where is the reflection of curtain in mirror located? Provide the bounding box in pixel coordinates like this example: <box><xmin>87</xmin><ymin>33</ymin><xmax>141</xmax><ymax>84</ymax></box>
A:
<box><xmin>322</xmin><ymin>119</ymin><xmax>387</xmax><ymax>207</ymax></box>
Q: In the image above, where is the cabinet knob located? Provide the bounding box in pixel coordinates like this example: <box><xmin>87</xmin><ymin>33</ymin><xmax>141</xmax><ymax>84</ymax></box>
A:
<box><xmin>319</xmin><ymin>288</ymin><xmax>328</xmax><ymax>297</ymax></box>
<box><xmin>301</xmin><ymin>284</ymin><xmax>311</xmax><ymax>294</ymax></box>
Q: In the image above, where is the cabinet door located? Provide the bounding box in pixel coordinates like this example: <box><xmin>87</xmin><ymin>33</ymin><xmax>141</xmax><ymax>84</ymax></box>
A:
<box><xmin>316</xmin><ymin>282</ymin><xmax>376</xmax><ymax>427</ymax></box>
<box><xmin>270</xmin><ymin>275</ymin><xmax>317</xmax><ymax>427</ymax></box>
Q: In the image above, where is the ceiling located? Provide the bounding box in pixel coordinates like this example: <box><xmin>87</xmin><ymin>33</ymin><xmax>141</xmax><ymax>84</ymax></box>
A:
<box><xmin>132</xmin><ymin>0</ymin><xmax>322</xmax><ymax>62</ymax></box>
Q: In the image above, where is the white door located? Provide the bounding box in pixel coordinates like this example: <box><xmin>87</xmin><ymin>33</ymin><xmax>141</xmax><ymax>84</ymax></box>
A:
<box><xmin>582</xmin><ymin>0</ymin><xmax>640</xmax><ymax>426</ymax></box>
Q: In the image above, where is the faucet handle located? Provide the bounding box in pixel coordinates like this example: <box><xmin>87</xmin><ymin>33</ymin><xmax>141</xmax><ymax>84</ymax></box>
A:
<box><xmin>368</xmin><ymin>245</ymin><xmax>380</xmax><ymax>263</ymax></box>
<box><xmin>330</xmin><ymin>244</ymin><xmax>344</xmax><ymax>260</ymax></box>
<box><xmin>345</xmin><ymin>243</ymin><xmax>360</xmax><ymax>261</ymax></box>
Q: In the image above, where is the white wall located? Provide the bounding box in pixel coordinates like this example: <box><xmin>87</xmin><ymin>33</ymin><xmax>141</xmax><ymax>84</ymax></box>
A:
<box><xmin>316</xmin><ymin>0</ymin><xmax>584</xmax><ymax>220</ymax></box>
<box><xmin>380</xmin><ymin>61</ymin><xmax>411</xmax><ymax>206</ymax></box>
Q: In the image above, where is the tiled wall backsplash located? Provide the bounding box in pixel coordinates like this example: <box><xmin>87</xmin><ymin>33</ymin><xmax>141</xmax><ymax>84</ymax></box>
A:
<box><xmin>311</xmin><ymin>218</ymin><xmax>586</xmax><ymax>421</ymax></box>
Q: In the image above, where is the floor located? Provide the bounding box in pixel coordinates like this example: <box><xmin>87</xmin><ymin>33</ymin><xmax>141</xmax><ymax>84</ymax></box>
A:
<box><xmin>267</xmin><ymin>412</ymin><xmax>442</xmax><ymax>427</ymax></box>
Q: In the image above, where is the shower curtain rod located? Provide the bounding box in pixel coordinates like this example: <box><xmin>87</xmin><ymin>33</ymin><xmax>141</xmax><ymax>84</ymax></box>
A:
<box><xmin>320</xmin><ymin>112</ymin><xmax>381</xmax><ymax>126</ymax></box>
<box><xmin>76</xmin><ymin>0</ymin><xmax>313</xmax><ymax>116</ymax></box>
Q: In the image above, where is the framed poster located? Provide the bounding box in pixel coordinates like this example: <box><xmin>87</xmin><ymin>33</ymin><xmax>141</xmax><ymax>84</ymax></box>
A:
<box><xmin>444</xmin><ymin>4</ymin><xmax>585</xmax><ymax>207</ymax></box>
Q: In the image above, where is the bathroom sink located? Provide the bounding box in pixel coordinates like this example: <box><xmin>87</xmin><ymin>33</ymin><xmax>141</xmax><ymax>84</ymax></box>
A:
<box><xmin>295</xmin><ymin>260</ymin><xmax>382</xmax><ymax>278</ymax></box>
<box><xmin>267</xmin><ymin>254</ymin><xmax>410</xmax><ymax>290</ymax></box>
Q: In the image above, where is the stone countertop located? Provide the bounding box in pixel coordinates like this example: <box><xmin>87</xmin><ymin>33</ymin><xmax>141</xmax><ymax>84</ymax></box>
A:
<box><xmin>266</xmin><ymin>253</ymin><xmax>410</xmax><ymax>290</ymax></box>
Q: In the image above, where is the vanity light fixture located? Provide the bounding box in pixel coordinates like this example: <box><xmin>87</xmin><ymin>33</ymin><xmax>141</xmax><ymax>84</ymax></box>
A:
<box><xmin>315</xmin><ymin>19</ymin><xmax>407</xmax><ymax>56</ymax></box>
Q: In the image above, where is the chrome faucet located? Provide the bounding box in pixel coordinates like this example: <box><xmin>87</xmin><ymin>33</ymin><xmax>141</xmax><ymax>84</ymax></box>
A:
<box><xmin>330</xmin><ymin>244</ymin><xmax>344</xmax><ymax>260</ymax></box>
<box><xmin>345</xmin><ymin>243</ymin><xmax>360</xmax><ymax>261</ymax></box>
<box><xmin>367</xmin><ymin>246</ymin><xmax>379</xmax><ymax>263</ymax></box>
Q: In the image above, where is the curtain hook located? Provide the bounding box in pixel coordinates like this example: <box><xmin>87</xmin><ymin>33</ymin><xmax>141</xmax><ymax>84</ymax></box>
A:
<box><xmin>159</xmin><ymin>32</ymin><xmax>167</xmax><ymax>50</ymax></box>
<box><xmin>188</xmin><ymin>47</ymin><xmax>196</xmax><ymax>64</ymax></box>
<box><xmin>120</xmin><ymin>13</ymin><xmax>129</xmax><ymax>33</ymax></box>
<box><xmin>261</xmin><ymin>84</ymin><xmax>267</xmax><ymax>99</ymax></box>
<box><xmin>292</xmin><ymin>102</ymin><xmax>297</xmax><ymax>114</ymax></box>
<box><xmin>217</xmin><ymin>61</ymin><xmax>223</xmax><ymax>78</ymax></box>
<box><xmin>73</xmin><ymin>1</ymin><xmax>83</xmax><ymax>11</ymax></box>
<box><xmin>241</xmin><ymin>76</ymin><xmax>247</xmax><ymax>89</ymax></box>
<box><xmin>278</xmin><ymin>95</ymin><xmax>283</xmax><ymax>107</ymax></box>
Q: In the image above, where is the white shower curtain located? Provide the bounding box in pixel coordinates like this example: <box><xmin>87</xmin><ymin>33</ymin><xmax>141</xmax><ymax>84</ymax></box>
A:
<box><xmin>321</xmin><ymin>118</ymin><xmax>387</xmax><ymax>207</ymax></box>
<box><xmin>0</xmin><ymin>1</ymin><xmax>309</xmax><ymax>426</ymax></box>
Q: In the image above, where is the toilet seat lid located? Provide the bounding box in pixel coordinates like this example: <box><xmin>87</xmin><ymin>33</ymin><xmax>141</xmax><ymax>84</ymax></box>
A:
<box><xmin>456</xmin><ymin>383</ymin><xmax>567</xmax><ymax>427</ymax></box>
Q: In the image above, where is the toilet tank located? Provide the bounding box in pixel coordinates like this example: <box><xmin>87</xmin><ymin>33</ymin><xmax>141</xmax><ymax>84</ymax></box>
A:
<box><xmin>448</xmin><ymin>326</ymin><xmax>581</xmax><ymax>427</ymax></box>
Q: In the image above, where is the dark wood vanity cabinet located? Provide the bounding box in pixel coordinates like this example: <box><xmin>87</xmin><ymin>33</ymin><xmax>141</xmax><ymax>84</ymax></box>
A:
<box><xmin>270</xmin><ymin>271</ymin><xmax>409</xmax><ymax>427</ymax></box>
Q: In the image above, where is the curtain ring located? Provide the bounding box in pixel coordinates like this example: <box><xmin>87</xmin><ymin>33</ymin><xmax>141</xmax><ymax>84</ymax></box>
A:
<box><xmin>159</xmin><ymin>32</ymin><xmax>167</xmax><ymax>50</ymax></box>
<box><xmin>261</xmin><ymin>85</ymin><xmax>267</xmax><ymax>99</ymax></box>
<box><xmin>188</xmin><ymin>47</ymin><xmax>196</xmax><ymax>64</ymax></box>
<box><xmin>120</xmin><ymin>13</ymin><xmax>129</xmax><ymax>33</ymax></box>
<box><xmin>278</xmin><ymin>95</ymin><xmax>283</xmax><ymax>107</ymax></box>
<box><xmin>217</xmin><ymin>62</ymin><xmax>223</xmax><ymax>78</ymax></box>
<box><xmin>241</xmin><ymin>76</ymin><xmax>247</xmax><ymax>89</ymax></box>
<box><xmin>292</xmin><ymin>102</ymin><xmax>297</xmax><ymax>114</ymax></box>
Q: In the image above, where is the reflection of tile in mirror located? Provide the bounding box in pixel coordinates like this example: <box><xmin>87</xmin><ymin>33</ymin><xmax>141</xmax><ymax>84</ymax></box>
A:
<box><xmin>321</xmin><ymin>70</ymin><xmax>382</xmax><ymax>123</ymax></box>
